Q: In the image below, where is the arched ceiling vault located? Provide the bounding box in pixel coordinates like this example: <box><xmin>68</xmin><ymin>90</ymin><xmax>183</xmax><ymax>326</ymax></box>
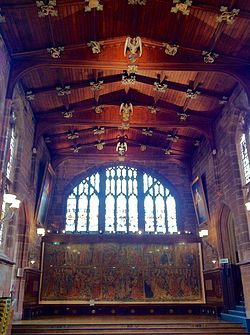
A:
<box><xmin>0</xmin><ymin>0</ymin><xmax>249</xmax><ymax>164</ymax></box>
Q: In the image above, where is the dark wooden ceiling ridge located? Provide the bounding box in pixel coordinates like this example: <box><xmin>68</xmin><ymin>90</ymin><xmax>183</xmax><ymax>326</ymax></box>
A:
<box><xmin>44</xmin><ymin>125</ymin><xmax>200</xmax><ymax>142</ymax></box>
<box><xmin>35</xmin><ymin>101</ymin><xmax>215</xmax><ymax>123</ymax></box>
<box><xmin>1</xmin><ymin>0</ymin><xmax>249</xmax><ymax>19</ymax></box>
<box><xmin>11</xmin><ymin>37</ymin><xmax>250</xmax><ymax>64</ymax></box>
<box><xmin>25</xmin><ymin>73</ymin><xmax>226</xmax><ymax>99</ymax></box>
<box><xmin>35</xmin><ymin>118</ymin><xmax>210</xmax><ymax>139</ymax></box>
<box><xmin>51</xmin><ymin>138</ymin><xmax>192</xmax><ymax>157</ymax></box>
<box><xmin>45</xmin><ymin>126</ymin><xmax>116</xmax><ymax>138</ymax></box>
<box><xmin>34</xmin><ymin>119</ymin><xmax>212</xmax><ymax>150</ymax></box>
<box><xmin>7</xmin><ymin>54</ymin><xmax>250</xmax><ymax>100</ymax></box>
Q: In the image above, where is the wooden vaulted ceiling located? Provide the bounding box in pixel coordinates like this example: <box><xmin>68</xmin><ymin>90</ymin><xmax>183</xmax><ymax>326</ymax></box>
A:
<box><xmin>0</xmin><ymin>0</ymin><xmax>250</xmax><ymax>164</ymax></box>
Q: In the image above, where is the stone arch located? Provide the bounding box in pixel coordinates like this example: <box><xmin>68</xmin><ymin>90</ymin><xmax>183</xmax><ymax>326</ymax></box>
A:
<box><xmin>217</xmin><ymin>204</ymin><xmax>238</xmax><ymax>264</ymax></box>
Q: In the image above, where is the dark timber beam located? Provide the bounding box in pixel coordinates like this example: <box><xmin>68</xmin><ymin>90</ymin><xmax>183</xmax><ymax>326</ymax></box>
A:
<box><xmin>21</xmin><ymin>72</ymin><xmax>229</xmax><ymax>100</ymax></box>
<box><xmin>6</xmin><ymin>37</ymin><xmax>250</xmax><ymax>100</ymax></box>
<box><xmin>1</xmin><ymin>1</ymin><xmax>250</xmax><ymax>21</ymax></box>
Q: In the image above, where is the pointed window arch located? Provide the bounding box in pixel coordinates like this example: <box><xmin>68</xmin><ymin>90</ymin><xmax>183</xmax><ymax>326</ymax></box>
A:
<box><xmin>65</xmin><ymin>165</ymin><xmax>179</xmax><ymax>234</ymax></box>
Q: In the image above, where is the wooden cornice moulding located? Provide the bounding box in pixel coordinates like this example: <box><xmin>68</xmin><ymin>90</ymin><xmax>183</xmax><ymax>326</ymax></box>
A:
<box><xmin>42</xmin><ymin>232</ymin><xmax>201</xmax><ymax>244</ymax></box>
<box><xmin>203</xmin><ymin>268</ymin><xmax>221</xmax><ymax>274</ymax></box>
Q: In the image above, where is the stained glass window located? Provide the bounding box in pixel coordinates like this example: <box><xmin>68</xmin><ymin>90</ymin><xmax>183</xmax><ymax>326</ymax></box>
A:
<box><xmin>6</xmin><ymin>126</ymin><xmax>16</xmax><ymax>181</ymax></box>
<box><xmin>240</xmin><ymin>134</ymin><xmax>250</xmax><ymax>185</ymax></box>
<box><xmin>65</xmin><ymin>166</ymin><xmax>178</xmax><ymax>234</ymax></box>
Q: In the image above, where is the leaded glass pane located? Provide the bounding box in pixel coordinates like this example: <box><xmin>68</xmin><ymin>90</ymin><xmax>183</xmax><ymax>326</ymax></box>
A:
<box><xmin>167</xmin><ymin>195</ymin><xmax>177</xmax><ymax>233</ymax></box>
<box><xmin>89</xmin><ymin>194</ymin><xmax>99</xmax><ymax>232</ymax></box>
<box><xmin>128</xmin><ymin>195</ymin><xmax>138</xmax><ymax>232</ymax></box>
<box><xmin>143</xmin><ymin>174</ymin><xmax>148</xmax><ymax>193</ymax></box>
<box><xmin>78</xmin><ymin>194</ymin><xmax>88</xmax><ymax>232</ymax></box>
<box><xmin>155</xmin><ymin>195</ymin><xmax>166</xmax><ymax>233</ymax></box>
<box><xmin>110</xmin><ymin>178</ymin><xmax>115</xmax><ymax>194</ymax></box>
<box><xmin>240</xmin><ymin>134</ymin><xmax>250</xmax><ymax>184</ymax></box>
<box><xmin>66</xmin><ymin>195</ymin><xmax>77</xmax><ymax>232</ymax></box>
<box><xmin>116</xmin><ymin>194</ymin><xmax>127</xmax><ymax>232</ymax></box>
<box><xmin>78</xmin><ymin>182</ymin><xmax>85</xmax><ymax>195</ymax></box>
<box><xmin>128</xmin><ymin>178</ymin><xmax>133</xmax><ymax>194</ymax></box>
<box><xmin>117</xmin><ymin>178</ymin><xmax>122</xmax><ymax>194</ymax></box>
<box><xmin>6</xmin><ymin>127</ymin><xmax>16</xmax><ymax>181</ymax></box>
<box><xmin>144</xmin><ymin>195</ymin><xmax>154</xmax><ymax>232</ymax></box>
<box><xmin>159</xmin><ymin>184</ymin><xmax>164</xmax><ymax>196</ymax></box>
<box><xmin>105</xmin><ymin>195</ymin><xmax>115</xmax><ymax>232</ymax></box>
<box><xmin>66</xmin><ymin>166</ymin><xmax>177</xmax><ymax>235</ymax></box>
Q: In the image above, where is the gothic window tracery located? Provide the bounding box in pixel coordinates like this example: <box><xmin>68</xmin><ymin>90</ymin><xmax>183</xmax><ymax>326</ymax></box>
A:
<box><xmin>239</xmin><ymin>133</ymin><xmax>250</xmax><ymax>185</ymax></box>
<box><xmin>0</xmin><ymin>113</ymin><xmax>17</xmax><ymax>247</ymax></box>
<box><xmin>65</xmin><ymin>166</ymin><xmax>178</xmax><ymax>234</ymax></box>
<box><xmin>6</xmin><ymin>114</ymin><xmax>17</xmax><ymax>182</ymax></box>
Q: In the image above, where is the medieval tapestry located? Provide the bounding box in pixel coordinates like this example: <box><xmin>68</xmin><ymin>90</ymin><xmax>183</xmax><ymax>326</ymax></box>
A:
<box><xmin>40</xmin><ymin>242</ymin><xmax>205</xmax><ymax>304</ymax></box>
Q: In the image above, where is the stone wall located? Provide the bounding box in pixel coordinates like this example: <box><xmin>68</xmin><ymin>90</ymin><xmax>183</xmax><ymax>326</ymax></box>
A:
<box><xmin>0</xmin><ymin>36</ymin><xmax>50</xmax><ymax>318</ymax></box>
<box><xmin>192</xmin><ymin>85</ymin><xmax>250</xmax><ymax>316</ymax></box>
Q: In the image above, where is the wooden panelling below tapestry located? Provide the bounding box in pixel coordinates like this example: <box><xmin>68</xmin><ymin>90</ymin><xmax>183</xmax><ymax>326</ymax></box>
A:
<box><xmin>204</xmin><ymin>269</ymin><xmax>223</xmax><ymax>305</ymax></box>
<box><xmin>23</xmin><ymin>270</ymin><xmax>40</xmax><ymax>306</ymax></box>
<box><xmin>39</xmin><ymin>242</ymin><xmax>205</xmax><ymax>304</ymax></box>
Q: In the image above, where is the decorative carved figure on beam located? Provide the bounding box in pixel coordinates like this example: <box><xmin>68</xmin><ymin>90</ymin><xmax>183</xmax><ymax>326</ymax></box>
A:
<box><xmin>95</xmin><ymin>140</ymin><xmax>105</xmax><ymax>151</ymax></box>
<box><xmin>140</xmin><ymin>144</ymin><xmax>147</xmax><ymax>152</ymax></box>
<box><xmin>177</xmin><ymin>112</ymin><xmax>189</xmax><ymax>121</ymax></box>
<box><xmin>47</xmin><ymin>47</ymin><xmax>64</xmax><ymax>59</ymax></box>
<box><xmin>25</xmin><ymin>91</ymin><xmax>35</xmax><ymax>101</ymax></box>
<box><xmin>128</xmin><ymin>0</ymin><xmax>146</xmax><ymax>5</ymax></box>
<box><xmin>124</xmin><ymin>37</ymin><xmax>142</xmax><ymax>63</ymax></box>
<box><xmin>127</xmin><ymin>65</ymin><xmax>138</xmax><ymax>76</ymax></box>
<box><xmin>67</xmin><ymin>130</ymin><xmax>79</xmax><ymax>140</ymax></box>
<box><xmin>167</xmin><ymin>133</ymin><xmax>179</xmax><ymax>142</ymax></box>
<box><xmin>0</xmin><ymin>9</ymin><xmax>6</xmax><ymax>23</ymax></box>
<box><xmin>202</xmin><ymin>51</ymin><xmax>219</xmax><ymax>64</ymax></box>
<box><xmin>119</xmin><ymin>123</ymin><xmax>130</xmax><ymax>131</ymax></box>
<box><xmin>93</xmin><ymin>127</ymin><xmax>105</xmax><ymax>136</ymax></box>
<box><xmin>164</xmin><ymin>149</ymin><xmax>172</xmax><ymax>155</ymax></box>
<box><xmin>142</xmin><ymin>128</ymin><xmax>153</xmax><ymax>136</ymax></box>
<box><xmin>87</xmin><ymin>41</ymin><xmax>104</xmax><ymax>54</ymax></box>
<box><xmin>94</xmin><ymin>105</ymin><xmax>104</xmax><ymax>114</ymax></box>
<box><xmin>154</xmin><ymin>81</ymin><xmax>168</xmax><ymax>93</ymax></box>
<box><xmin>36</xmin><ymin>1</ymin><xmax>58</xmax><ymax>17</ymax></box>
<box><xmin>171</xmin><ymin>0</ymin><xmax>192</xmax><ymax>16</ymax></box>
<box><xmin>120</xmin><ymin>103</ymin><xmax>133</xmax><ymax>122</ymax></box>
<box><xmin>116</xmin><ymin>135</ymin><xmax>128</xmax><ymax>157</ymax></box>
<box><xmin>90</xmin><ymin>80</ymin><xmax>103</xmax><ymax>92</ymax></box>
<box><xmin>71</xmin><ymin>144</ymin><xmax>82</xmax><ymax>153</ymax></box>
<box><xmin>163</xmin><ymin>43</ymin><xmax>179</xmax><ymax>56</ymax></box>
<box><xmin>85</xmin><ymin>0</ymin><xmax>103</xmax><ymax>12</ymax></box>
<box><xmin>186</xmin><ymin>89</ymin><xmax>200</xmax><ymax>99</ymax></box>
<box><xmin>122</xmin><ymin>72</ymin><xmax>136</xmax><ymax>85</ymax></box>
<box><xmin>62</xmin><ymin>110</ymin><xmax>74</xmax><ymax>118</ymax></box>
<box><xmin>216</xmin><ymin>6</ymin><xmax>240</xmax><ymax>25</ymax></box>
<box><xmin>56</xmin><ymin>86</ymin><xmax>71</xmax><ymax>96</ymax></box>
<box><xmin>148</xmin><ymin>106</ymin><xmax>160</xmax><ymax>115</ymax></box>
<box><xmin>219</xmin><ymin>96</ymin><xmax>228</xmax><ymax>105</ymax></box>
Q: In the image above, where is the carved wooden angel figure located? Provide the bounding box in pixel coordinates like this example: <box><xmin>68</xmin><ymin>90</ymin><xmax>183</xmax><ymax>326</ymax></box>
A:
<box><xmin>124</xmin><ymin>37</ymin><xmax>142</xmax><ymax>63</ymax></box>
<box><xmin>120</xmin><ymin>103</ymin><xmax>133</xmax><ymax>122</ymax></box>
